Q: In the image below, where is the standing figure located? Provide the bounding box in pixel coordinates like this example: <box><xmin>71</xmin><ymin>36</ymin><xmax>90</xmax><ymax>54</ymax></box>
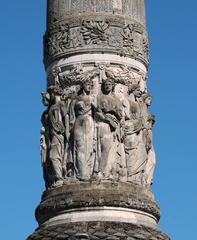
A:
<box><xmin>144</xmin><ymin>113</ymin><xmax>156</xmax><ymax>187</ymax></box>
<box><xmin>124</xmin><ymin>84</ymin><xmax>147</xmax><ymax>185</ymax></box>
<box><xmin>40</xmin><ymin>110</ymin><xmax>51</xmax><ymax>188</ymax></box>
<box><xmin>47</xmin><ymin>86</ymin><xmax>66</xmax><ymax>187</ymax></box>
<box><xmin>61</xmin><ymin>87</ymin><xmax>76</xmax><ymax>179</ymax></box>
<box><xmin>95</xmin><ymin>79</ymin><xmax>125</xmax><ymax>180</ymax></box>
<box><xmin>141</xmin><ymin>93</ymin><xmax>156</xmax><ymax>187</ymax></box>
<box><xmin>40</xmin><ymin>126</ymin><xmax>47</xmax><ymax>168</ymax></box>
<box><xmin>69</xmin><ymin>79</ymin><xmax>95</xmax><ymax>181</ymax></box>
<box><xmin>40</xmin><ymin>92</ymin><xmax>52</xmax><ymax>188</ymax></box>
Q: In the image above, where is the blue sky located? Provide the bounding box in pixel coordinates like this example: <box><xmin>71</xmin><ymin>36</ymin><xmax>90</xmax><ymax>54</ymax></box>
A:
<box><xmin>0</xmin><ymin>1</ymin><xmax>196</xmax><ymax>239</ymax></box>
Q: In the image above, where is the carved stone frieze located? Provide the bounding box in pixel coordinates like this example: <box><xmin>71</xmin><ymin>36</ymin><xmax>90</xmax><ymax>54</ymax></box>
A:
<box><xmin>28</xmin><ymin>221</ymin><xmax>170</xmax><ymax>240</ymax></box>
<box><xmin>47</xmin><ymin>63</ymin><xmax>146</xmax><ymax>88</ymax></box>
<box><xmin>40</xmin><ymin>62</ymin><xmax>155</xmax><ymax>189</ymax></box>
<box><xmin>44</xmin><ymin>16</ymin><xmax>149</xmax><ymax>67</ymax></box>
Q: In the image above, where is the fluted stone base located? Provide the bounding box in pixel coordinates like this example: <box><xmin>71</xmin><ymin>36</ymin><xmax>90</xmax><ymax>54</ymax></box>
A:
<box><xmin>28</xmin><ymin>182</ymin><xmax>170</xmax><ymax>240</ymax></box>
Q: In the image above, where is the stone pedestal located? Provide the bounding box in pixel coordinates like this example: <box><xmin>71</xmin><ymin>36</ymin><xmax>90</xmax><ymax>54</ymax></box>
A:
<box><xmin>28</xmin><ymin>1</ymin><xmax>170</xmax><ymax>239</ymax></box>
<box><xmin>29</xmin><ymin>182</ymin><xmax>169</xmax><ymax>240</ymax></box>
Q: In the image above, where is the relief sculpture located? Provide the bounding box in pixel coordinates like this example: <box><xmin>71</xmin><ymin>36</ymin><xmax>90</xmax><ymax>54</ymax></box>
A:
<box><xmin>124</xmin><ymin>84</ymin><xmax>147</xmax><ymax>185</ymax></box>
<box><xmin>40</xmin><ymin>65</ymin><xmax>155</xmax><ymax>189</ymax></box>
<box><xmin>81</xmin><ymin>21</ymin><xmax>109</xmax><ymax>45</ymax></box>
<box><xmin>94</xmin><ymin>79</ymin><xmax>126</xmax><ymax>181</ymax></box>
<box><xmin>40</xmin><ymin>87</ymin><xmax>65</xmax><ymax>188</ymax></box>
<box><xmin>44</xmin><ymin>19</ymin><xmax>149</xmax><ymax>66</ymax></box>
<box><xmin>142</xmin><ymin>93</ymin><xmax>156</xmax><ymax>187</ymax></box>
<box><xmin>69</xmin><ymin>79</ymin><xmax>95</xmax><ymax>181</ymax></box>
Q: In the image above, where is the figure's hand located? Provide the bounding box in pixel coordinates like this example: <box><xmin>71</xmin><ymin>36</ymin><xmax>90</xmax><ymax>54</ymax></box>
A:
<box><xmin>95</xmin><ymin>112</ymin><xmax>105</xmax><ymax>121</ymax></box>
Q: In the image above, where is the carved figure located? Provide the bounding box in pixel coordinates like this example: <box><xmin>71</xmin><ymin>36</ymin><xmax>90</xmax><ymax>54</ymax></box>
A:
<box><xmin>61</xmin><ymin>88</ymin><xmax>76</xmax><ymax>179</ymax></box>
<box><xmin>141</xmin><ymin>92</ymin><xmax>152</xmax><ymax>117</ymax></box>
<box><xmin>95</xmin><ymin>79</ymin><xmax>126</xmax><ymax>180</ymax></box>
<box><xmin>144</xmin><ymin>113</ymin><xmax>156</xmax><ymax>187</ymax></box>
<box><xmin>40</xmin><ymin>65</ymin><xmax>154</xmax><ymax>188</ymax></box>
<box><xmin>124</xmin><ymin>84</ymin><xmax>147</xmax><ymax>185</ymax></box>
<box><xmin>40</xmin><ymin>126</ymin><xmax>47</xmax><ymax>167</ymax></box>
<box><xmin>40</xmin><ymin>110</ymin><xmax>51</xmax><ymax>188</ymax></box>
<box><xmin>141</xmin><ymin>93</ymin><xmax>156</xmax><ymax>187</ymax></box>
<box><xmin>69</xmin><ymin>79</ymin><xmax>95</xmax><ymax>181</ymax></box>
<box><xmin>47</xmin><ymin>86</ymin><xmax>66</xmax><ymax>187</ymax></box>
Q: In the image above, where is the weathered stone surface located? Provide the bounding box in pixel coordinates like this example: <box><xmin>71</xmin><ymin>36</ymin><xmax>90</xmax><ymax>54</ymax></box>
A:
<box><xmin>28</xmin><ymin>1</ymin><xmax>171</xmax><ymax>240</ymax></box>
<box><xmin>40</xmin><ymin>62</ymin><xmax>154</xmax><ymax>189</ymax></box>
<box><xmin>44</xmin><ymin>0</ymin><xmax>148</xmax><ymax>67</ymax></box>
<box><xmin>47</xmin><ymin>0</ymin><xmax>146</xmax><ymax>26</ymax></box>
<box><xmin>35</xmin><ymin>182</ymin><xmax>160</xmax><ymax>225</ymax></box>
<box><xmin>44</xmin><ymin>16</ymin><xmax>148</xmax><ymax>67</ymax></box>
<box><xmin>27</xmin><ymin>222</ymin><xmax>170</xmax><ymax>240</ymax></box>
<box><xmin>41</xmin><ymin>0</ymin><xmax>152</xmax><ymax>190</ymax></box>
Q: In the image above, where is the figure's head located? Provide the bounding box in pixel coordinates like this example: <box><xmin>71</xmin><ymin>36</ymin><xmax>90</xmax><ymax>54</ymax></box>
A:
<box><xmin>41</xmin><ymin>111</ymin><xmax>48</xmax><ymax>126</ymax></box>
<box><xmin>142</xmin><ymin>92</ymin><xmax>152</xmax><ymax>106</ymax></box>
<box><xmin>82</xmin><ymin>79</ymin><xmax>93</xmax><ymax>94</ymax></box>
<box><xmin>41</xmin><ymin>92</ymin><xmax>50</xmax><ymax>106</ymax></box>
<box><xmin>52</xmin><ymin>86</ymin><xmax>63</xmax><ymax>96</ymax></box>
<box><xmin>101</xmin><ymin>78</ymin><xmax>115</xmax><ymax>94</ymax></box>
<box><xmin>48</xmin><ymin>85</ymin><xmax>63</xmax><ymax>102</ymax></box>
<box><xmin>128</xmin><ymin>83</ymin><xmax>141</xmax><ymax>97</ymax></box>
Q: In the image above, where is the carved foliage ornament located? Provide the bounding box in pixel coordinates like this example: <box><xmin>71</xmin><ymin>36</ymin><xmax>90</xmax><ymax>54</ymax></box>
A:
<box><xmin>44</xmin><ymin>23</ymin><xmax>69</xmax><ymax>57</ymax></box>
<box><xmin>81</xmin><ymin>21</ymin><xmax>109</xmax><ymax>44</ymax></box>
<box><xmin>48</xmin><ymin>64</ymin><xmax>145</xmax><ymax>88</ymax></box>
<box><xmin>44</xmin><ymin>19</ymin><xmax>149</xmax><ymax>65</ymax></box>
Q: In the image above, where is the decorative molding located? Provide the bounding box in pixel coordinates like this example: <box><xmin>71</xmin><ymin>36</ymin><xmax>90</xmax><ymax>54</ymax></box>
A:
<box><xmin>28</xmin><ymin>222</ymin><xmax>170</xmax><ymax>240</ymax></box>
<box><xmin>35</xmin><ymin>182</ymin><xmax>160</xmax><ymax>225</ymax></box>
<box><xmin>44</xmin><ymin>16</ymin><xmax>149</xmax><ymax>67</ymax></box>
<box><xmin>47</xmin><ymin>63</ymin><xmax>146</xmax><ymax>88</ymax></box>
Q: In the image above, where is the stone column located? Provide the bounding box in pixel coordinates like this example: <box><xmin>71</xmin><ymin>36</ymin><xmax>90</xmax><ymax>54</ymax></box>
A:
<box><xmin>28</xmin><ymin>1</ymin><xmax>170</xmax><ymax>239</ymax></box>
